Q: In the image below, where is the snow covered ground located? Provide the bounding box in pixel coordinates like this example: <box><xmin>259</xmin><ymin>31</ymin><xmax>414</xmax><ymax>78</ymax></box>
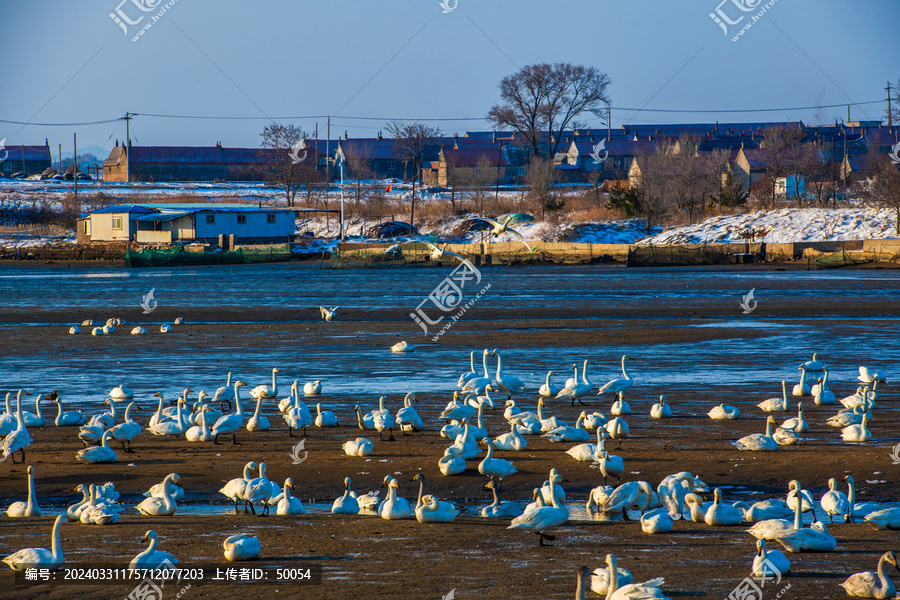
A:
<box><xmin>639</xmin><ymin>208</ymin><xmax>899</xmax><ymax>244</ymax></box>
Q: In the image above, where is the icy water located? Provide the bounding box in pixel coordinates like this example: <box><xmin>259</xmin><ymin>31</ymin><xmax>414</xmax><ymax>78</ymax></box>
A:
<box><xmin>1</xmin><ymin>263</ymin><xmax>899</xmax><ymax>412</ymax></box>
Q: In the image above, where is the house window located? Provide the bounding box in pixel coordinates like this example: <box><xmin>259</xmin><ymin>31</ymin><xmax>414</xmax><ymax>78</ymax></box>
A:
<box><xmin>266</xmin><ymin>214</ymin><xmax>276</xmax><ymax>224</ymax></box>
<box><xmin>111</xmin><ymin>216</ymin><xmax>123</xmax><ymax>230</ymax></box>
<box><xmin>387</xmin><ymin>161</ymin><xmax>396</xmax><ymax>170</ymax></box>
<box><xmin>318</xmin><ymin>157</ymin><xmax>328</xmax><ymax>167</ymax></box>
<box><xmin>517</xmin><ymin>167</ymin><xmax>525</xmax><ymax>176</ymax></box>
<box><xmin>237</xmin><ymin>214</ymin><xmax>247</xmax><ymax>225</ymax></box>
<box><xmin>2</xmin><ymin>162</ymin><xmax>11</xmax><ymax>172</ymax></box>
<box><xmin>206</xmin><ymin>214</ymin><xmax>215</xmax><ymax>224</ymax></box>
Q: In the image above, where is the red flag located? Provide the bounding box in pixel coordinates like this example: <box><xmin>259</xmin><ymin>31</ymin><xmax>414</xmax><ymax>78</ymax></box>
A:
<box><xmin>385</xmin><ymin>184</ymin><xmax>392</xmax><ymax>193</ymax></box>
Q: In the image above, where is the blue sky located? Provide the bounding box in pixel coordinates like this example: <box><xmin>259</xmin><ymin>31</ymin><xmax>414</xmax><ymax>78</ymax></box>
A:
<box><xmin>1</xmin><ymin>0</ymin><xmax>897</xmax><ymax>157</ymax></box>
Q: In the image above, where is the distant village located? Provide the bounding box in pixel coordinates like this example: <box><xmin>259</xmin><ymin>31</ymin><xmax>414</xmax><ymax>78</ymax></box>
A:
<box><xmin>4</xmin><ymin>120</ymin><xmax>898</xmax><ymax>195</ymax></box>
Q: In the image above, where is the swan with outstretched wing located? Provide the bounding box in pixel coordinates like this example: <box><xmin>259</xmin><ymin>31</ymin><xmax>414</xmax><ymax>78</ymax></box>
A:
<box><xmin>420</xmin><ymin>240</ymin><xmax>466</xmax><ymax>263</ymax></box>
<box><xmin>466</xmin><ymin>216</ymin><xmax>533</xmax><ymax>252</ymax></box>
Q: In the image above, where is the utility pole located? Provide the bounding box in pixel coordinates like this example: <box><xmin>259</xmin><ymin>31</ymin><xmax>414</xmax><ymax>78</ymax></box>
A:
<box><xmin>73</xmin><ymin>133</ymin><xmax>78</xmax><ymax>202</ymax></box>
<box><xmin>314</xmin><ymin>123</ymin><xmax>319</xmax><ymax>172</ymax></box>
<box><xmin>495</xmin><ymin>141</ymin><xmax>503</xmax><ymax>202</ymax></box>
<box><xmin>888</xmin><ymin>81</ymin><xmax>894</xmax><ymax>128</ymax></box>
<box><xmin>326</xmin><ymin>116</ymin><xmax>331</xmax><ymax>181</ymax></box>
<box><xmin>58</xmin><ymin>144</ymin><xmax>62</xmax><ymax>173</ymax></box>
<box><xmin>607</xmin><ymin>106</ymin><xmax>611</xmax><ymax>141</ymax></box>
<box><xmin>122</xmin><ymin>112</ymin><xmax>134</xmax><ymax>183</ymax></box>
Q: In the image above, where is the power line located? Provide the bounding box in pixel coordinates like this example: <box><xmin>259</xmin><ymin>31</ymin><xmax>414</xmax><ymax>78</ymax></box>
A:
<box><xmin>609</xmin><ymin>100</ymin><xmax>883</xmax><ymax>115</ymax></box>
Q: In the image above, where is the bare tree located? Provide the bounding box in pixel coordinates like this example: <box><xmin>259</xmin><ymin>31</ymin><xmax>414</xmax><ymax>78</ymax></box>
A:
<box><xmin>487</xmin><ymin>62</ymin><xmax>611</xmax><ymax>159</ymax></box>
<box><xmin>870</xmin><ymin>156</ymin><xmax>900</xmax><ymax>234</ymax></box>
<box><xmin>757</xmin><ymin>126</ymin><xmax>805</xmax><ymax>209</ymax></box>
<box><xmin>525</xmin><ymin>156</ymin><xmax>562</xmax><ymax>218</ymax></box>
<box><xmin>345</xmin><ymin>145</ymin><xmax>374</xmax><ymax>205</ymax></box>
<box><xmin>667</xmin><ymin>145</ymin><xmax>728</xmax><ymax>223</ymax></box>
<box><xmin>465</xmin><ymin>155</ymin><xmax>497</xmax><ymax>217</ymax></box>
<box><xmin>385</xmin><ymin>120</ymin><xmax>442</xmax><ymax>229</ymax></box>
<box><xmin>260</xmin><ymin>123</ymin><xmax>310</xmax><ymax>206</ymax></box>
<box><xmin>781</xmin><ymin>142</ymin><xmax>822</xmax><ymax>207</ymax></box>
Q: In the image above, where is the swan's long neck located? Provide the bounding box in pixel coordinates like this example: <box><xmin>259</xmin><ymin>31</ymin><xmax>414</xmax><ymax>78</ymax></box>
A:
<box><xmin>537</xmin><ymin>401</ymin><xmax>544</xmax><ymax>420</ymax></box>
<box><xmin>798</xmin><ymin>367</ymin><xmax>807</xmax><ymax>388</ymax></box>
<box><xmin>620</xmin><ymin>356</ymin><xmax>629</xmax><ymax>379</ymax></box>
<box><xmin>548</xmin><ymin>475</ymin><xmax>561</xmax><ymax>509</ymax></box>
<box><xmin>476</xmin><ymin>401</ymin><xmax>485</xmax><ymax>428</ymax></box>
<box><xmin>765</xmin><ymin>419</ymin><xmax>774</xmax><ymax>437</ymax></box>
<box><xmin>793</xmin><ymin>488</ymin><xmax>802</xmax><ymax>530</ymax></box>
<box><xmin>582</xmin><ymin>359</ymin><xmax>591</xmax><ymax>384</ymax></box>
<box><xmin>176</xmin><ymin>400</ymin><xmax>184</xmax><ymax>424</ymax></box>
<box><xmin>387</xmin><ymin>483</ymin><xmax>398</xmax><ymax>503</ymax></box>
<box><xmin>484</xmin><ymin>440</ymin><xmax>494</xmax><ymax>460</ymax></box>
<box><xmin>782</xmin><ymin>381</ymin><xmax>788</xmax><ymax>409</ymax></box>
<box><xmin>87</xmin><ymin>485</ymin><xmax>97</xmax><ymax>508</ymax></box>
<box><xmin>356</xmin><ymin>408</ymin><xmax>364</xmax><ymax>430</ymax></box>
<box><xmin>416</xmin><ymin>478</ymin><xmax>424</xmax><ymax>510</ymax></box>
<box><xmin>15</xmin><ymin>393</ymin><xmax>25</xmax><ymax>431</ymax></box>
<box><xmin>34</xmin><ymin>396</ymin><xmax>43</xmax><ymax>418</ymax></box>
<box><xmin>124</xmin><ymin>402</ymin><xmax>134</xmax><ymax>423</ymax></box>
<box><xmin>145</xmin><ymin>532</ymin><xmax>158</xmax><ymax>557</ymax></box>
<box><xmin>495</xmin><ymin>351</ymin><xmax>503</xmax><ymax>377</ymax></box>
<box><xmin>283</xmin><ymin>480</ymin><xmax>293</xmax><ymax>501</ymax></box>
<box><xmin>101</xmin><ymin>431</ymin><xmax>110</xmax><ymax>449</ymax></box>
<box><xmin>4</xmin><ymin>393</ymin><xmax>10</xmax><ymax>415</ymax></box>
<box><xmin>259</xmin><ymin>463</ymin><xmax>268</xmax><ymax>480</ymax></box>
<box><xmin>56</xmin><ymin>400</ymin><xmax>63</xmax><ymax>422</ymax></box>
<box><xmin>26</xmin><ymin>469</ymin><xmax>37</xmax><ymax>509</ymax></box>
<box><xmin>243</xmin><ymin>463</ymin><xmax>255</xmax><ymax>479</ymax></box>
<box><xmin>481</xmin><ymin>351</ymin><xmax>490</xmax><ymax>377</ymax></box>
<box><xmin>154</xmin><ymin>396</ymin><xmax>164</xmax><ymax>421</ymax></box>
<box><xmin>378</xmin><ymin>397</ymin><xmax>385</xmax><ymax>412</ymax></box>
<box><xmin>822</xmin><ymin>369</ymin><xmax>829</xmax><ymax>387</ymax></box>
<box><xmin>468</xmin><ymin>351</ymin><xmax>475</xmax><ymax>373</ymax></box>
<box><xmin>50</xmin><ymin>517</ymin><xmax>62</xmax><ymax>562</ymax></box>
<box><xmin>876</xmin><ymin>554</ymin><xmax>891</xmax><ymax>589</ymax></box>
<box><xmin>846</xmin><ymin>478</ymin><xmax>856</xmax><ymax>507</ymax></box>
<box><xmin>270</xmin><ymin>370</ymin><xmax>278</xmax><ymax>396</ymax></box>
<box><xmin>576</xmin><ymin>413</ymin><xmax>585</xmax><ymax>430</ymax></box>
<box><xmin>606</xmin><ymin>556</ymin><xmax>619</xmax><ymax>599</ymax></box>
<box><xmin>226</xmin><ymin>372</ymin><xmax>232</xmax><ymax>387</ymax></box>
<box><xmin>491</xmin><ymin>484</ymin><xmax>500</xmax><ymax>507</ymax></box>
<box><xmin>233</xmin><ymin>384</ymin><xmax>244</xmax><ymax>416</ymax></box>
<box><xmin>253</xmin><ymin>396</ymin><xmax>263</xmax><ymax>419</ymax></box>
<box><xmin>108</xmin><ymin>399</ymin><xmax>117</xmax><ymax>419</ymax></box>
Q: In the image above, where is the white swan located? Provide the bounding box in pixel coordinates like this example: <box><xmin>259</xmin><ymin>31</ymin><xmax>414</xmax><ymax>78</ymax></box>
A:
<box><xmin>708</xmin><ymin>403</ymin><xmax>740</xmax><ymax>420</ymax></box>
<box><xmin>0</xmin><ymin>392</ymin><xmax>16</xmax><ymax>435</ymax></box>
<box><xmin>758</xmin><ymin>381</ymin><xmax>789</xmax><ymax>412</ymax></box>
<box><xmin>864</xmin><ymin>508</ymin><xmax>900</xmax><ymax>530</ymax></box>
<box><xmin>787</xmin><ymin>479</ymin><xmax>816</xmax><ymax>515</ymax></box>
<box><xmin>481</xmin><ymin>479</ymin><xmax>522</xmax><ymax>518</ymax></box>
<box><xmin>276</xmin><ymin>478</ymin><xmax>306</xmax><ymax>515</ymax></box>
<box><xmin>603</xmin><ymin>554</ymin><xmax>667</xmax><ymax>599</ymax></box>
<box><xmin>586</xmin><ymin>485</ymin><xmax>614</xmax><ymax>512</ymax></box>
<box><xmin>390</xmin><ymin>340</ymin><xmax>414</xmax><ymax>352</ymax></box>
<box><xmin>69</xmin><ymin>325</ymin><xmax>80</xmax><ymax>334</ymax></box>
<box><xmin>219</xmin><ymin>462</ymin><xmax>257</xmax><ymax>514</ymax></box>
<box><xmin>460</xmin><ymin>349</ymin><xmax>493</xmax><ymax>396</ymax></box>
<box><xmin>135</xmin><ymin>473</ymin><xmax>180</xmax><ymax>516</ymax></box>
<box><xmin>21</xmin><ymin>394</ymin><xmax>47</xmax><ymax>427</ymax></box>
<box><xmin>732</xmin><ymin>416</ymin><xmax>778</xmax><ymax>451</ymax></box>
<box><xmin>494</xmin><ymin>421</ymin><xmax>527</xmax><ymax>451</ymax></box>
<box><xmin>284</xmin><ymin>387</ymin><xmax>312</xmax><ymax>436</ymax></box>
<box><xmin>380</xmin><ymin>478</ymin><xmax>411</xmax><ymax>520</ymax></box>
<box><xmin>802</xmin><ymin>352</ymin><xmax>826</xmax><ymax>371</ymax></box>
<box><xmin>159</xmin><ymin>323</ymin><xmax>172</xmax><ymax>333</ymax></box>
<box><xmin>597</xmin><ymin>355</ymin><xmax>633</xmax><ymax>396</ymax></box>
<box><xmin>457</xmin><ymin>351</ymin><xmax>478</xmax><ymax>388</ymax></box>
<box><xmin>773</xmin><ymin>484</ymin><xmax>836</xmax><ymax>552</ymax></box>
<box><xmin>792</xmin><ymin>365</ymin><xmax>811</xmax><ymax>396</ymax></box>
<box><xmin>555</xmin><ymin>361</ymin><xmax>592</xmax><ymax>406</ymax></box>
<box><xmin>543</xmin><ymin>412</ymin><xmax>590</xmax><ymax>443</ymax></box>
<box><xmin>539</xmin><ymin>371</ymin><xmax>558</xmax><ymax>397</ymax></box>
<box><xmin>589</xmin><ymin>563</ymin><xmax>633</xmax><ymax>597</ymax></box>
<box><xmin>812</xmin><ymin>370</ymin><xmax>836</xmax><ymax>405</ymax></box>
<box><xmin>130</xmin><ymin>326</ymin><xmax>147</xmax><ymax>335</ymax></box>
<box><xmin>466</xmin><ymin>215</ymin><xmax>532</xmax><ymax>250</ymax></box>
<box><xmin>705</xmin><ymin>488</ymin><xmax>746</xmax><ymax>526</ymax></box>
<box><xmin>490</xmin><ymin>349</ymin><xmax>526</xmax><ymax>397</ymax></box>
<box><xmin>91</xmin><ymin>326</ymin><xmax>104</xmax><ymax>335</ymax></box>
<box><xmin>602</xmin><ymin>481</ymin><xmax>652</xmax><ymax>519</ymax></box>
<box><xmin>3</xmin><ymin>390</ymin><xmax>32</xmax><ymax>463</ymax></box>
<box><xmin>185</xmin><ymin>406</ymin><xmax>213</xmax><ymax>442</ymax></box>
<box><xmin>332</xmin><ymin>477</ymin><xmax>360</xmax><ymax>514</ymax></box>
<box><xmin>650</xmin><ymin>395</ymin><xmax>672</xmax><ymax>418</ymax></box>
<box><xmin>820</xmin><ymin>477</ymin><xmax>850</xmax><ymax>523</ymax></box>
<box><xmin>6</xmin><ymin>465</ymin><xmax>42</xmax><ymax>517</ymax></box>
<box><xmin>596</xmin><ymin>447</ymin><xmax>625</xmax><ymax>485</ymax></box>
<box><xmin>54</xmin><ymin>396</ymin><xmax>86</xmax><ymax>427</ymax></box>
<box><xmin>841</xmin><ymin>551</ymin><xmax>898</xmax><ymax>599</ymax></box>
<box><xmin>583</xmin><ymin>411</ymin><xmax>607</xmax><ymax>430</ymax></box>
<box><xmin>67</xmin><ymin>485</ymin><xmax>91</xmax><ymax>522</ymax></box>
<box><xmin>75</xmin><ymin>430</ymin><xmax>117</xmax><ymax>463</ymax></box>
<box><xmin>150</xmin><ymin>398</ymin><xmax>190</xmax><ymax>436</ymax></box>
<box><xmin>844</xmin><ymin>475</ymin><xmax>883</xmax><ymax>522</ymax></box>
<box><xmin>508</xmin><ymin>469</ymin><xmax>569</xmax><ymax>546</ymax></box>
<box><xmin>314</xmin><ymin>403</ymin><xmax>338</xmax><ymax>428</ymax></box>
<box><xmin>741</xmin><ymin>499</ymin><xmax>793</xmax><ymax>523</ymax></box>
<box><xmin>79</xmin><ymin>484</ymin><xmax>123</xmax><ymax>525</ymax></box>
<box><xmin>129</xmin><ymin>530</ymin><xmax>178</xmax><ymax>570</ymax></box>
<box><xmin>372</xmin><ymin>399</ymin><xmax>397</xmax><ymax>441</ymax></box>
<box><xmin>842</xmin><ymin>415</ymin><xmax>871</xmax><ymax>442</ymax></box>
<box><xmin>223</xmin><ymin>534</ymin><xmax>261</xmax><ymax>561</ymax></box>
<box><xmin>605</xmin><ymin>416</ymin><xmax>629</xmax><ymax>440</ymax></box>
<box><xmin>109</xmin><ymin>384</ymin><xmax>133</xmax><ymax>400</ymax></box>
<box><xmin>478</xmin><ymin>438</ymin><xmax>517</xmax><ymax>488</ymax></box>
<box><xmin>536</xmin><ymin>398</ymin><xmax>566</xmax><ymax>433</ymax></box>
<box><xmin>610</xmin><ymin>392</ymin><xmax>632</xmax><ymax>416</ymax></box>
<box><xmin>827</xmin><ymin>406</ymin><xmax>869</xmax><ymax>428</ymax></box>
<box><xmin>250</xmin><ymin>367</ymin><xmax>279</xmax><ymax>400</ymax></box>
<box><xmin>439</xmin><ymin>449</ymin><xmax>466</xmax><ymax>476</ymax></box>
<box><xmin>858</xmin><ymin>366</ymin><xmax>887</xmax><ymax>384</ymax></box>
<box><xmin>781</xmin><ymin>402</ymin><xmax>808</xmax><ymax>433</ymax></box>
<box><xmin>303</xmin><ymin>380</ymin><xmax>322</xmax><ymax>396</ymax></box>
<box><xmin>446</xmin><ymin>421</ymin><xmax>481</xmax><ymax>459</ymax></box>
<box><xmin>144</xmin><ymin>474</ymin><xmax>184</xmax><ymax>502</ymax></box>
<box><xmin>641</xmin><ymin>508</ymin><xmax>673</xmax><ymax>534</ymax></box>
<box><xmin>211</xmin><ymin>381</ymin><xmax>247</xmax><ymax>444</ymax></box>
<box><xmin>416</xmin><ymin>494</ymin><xmax>460</xmax><ymax>523</ymax></box>
<box><xmin>396</xmin><ymin>393</ymin><xmax>422</xmax><ymax>432</ymax></box>
<box><xmin>246</xmin><ymin>393</ymin><xmax>271</xmax><ymax>432</ymax></box>
<box><xmin>752</xmin><ymin>538</ymin><xmax>790</xmax><ymax>577</ymax></box>
<box><xmin>343</xmin><ymin>437</ymin><xmax>374</xmax><ymax>457</ymax></box>
<box><xmin>2</xmin><ymin>515</ymin><xmax>64</xmax><ymax>571</ymax></box>
<box><xmin>319</xmin><ymin>305</ymin><xmax>338</xmax><ymax>321</ymax></box>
